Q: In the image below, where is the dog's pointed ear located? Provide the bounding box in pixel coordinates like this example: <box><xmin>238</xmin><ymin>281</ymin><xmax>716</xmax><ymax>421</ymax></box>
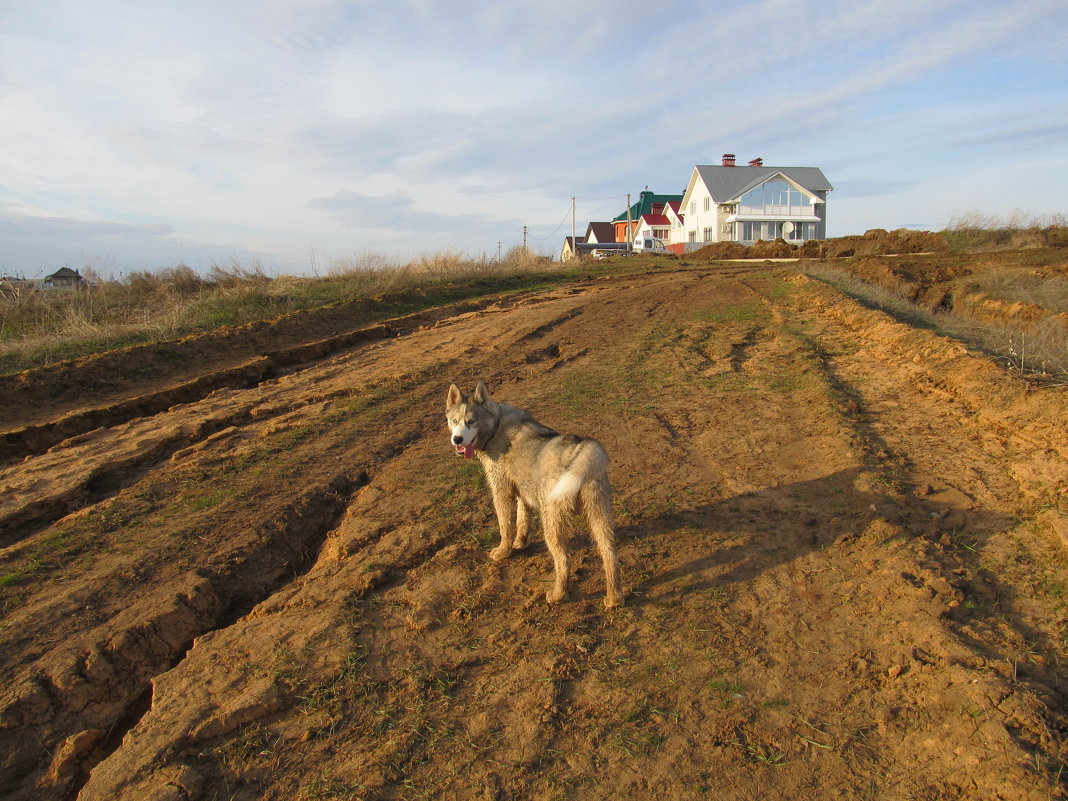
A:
<box><xmin>446</xmin><ymin>384</ymin><xmax>462</xmax><ymax>409</ymax></box>
<box><xmin>472</xmin><ymin>381</ymin><xmax>493</xmax><ymax>405</ymax></box>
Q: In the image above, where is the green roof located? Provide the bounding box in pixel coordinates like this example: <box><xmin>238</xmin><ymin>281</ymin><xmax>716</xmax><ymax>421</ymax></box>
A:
<box><xmin>611</xmin><ymin>190</ymin><xmax>683</xmax><ymax>223</ymax></box>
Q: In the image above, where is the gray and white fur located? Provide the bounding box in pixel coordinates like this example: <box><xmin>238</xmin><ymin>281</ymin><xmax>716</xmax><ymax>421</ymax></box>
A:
<box><xmin>446</xmin><ymin>381</ymin><xmax>624</xmax><ymax>608</ymax></box>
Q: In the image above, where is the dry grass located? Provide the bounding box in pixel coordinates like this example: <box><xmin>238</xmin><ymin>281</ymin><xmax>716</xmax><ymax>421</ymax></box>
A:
<box><xmin>944</xmin><ymin>210</ymin><xmax>1068</xmax><ymax>251</ymax></box>
<box><xmin>0</xmin><ymin>248</ymin><xmax>566</xmax><ymax>375</ymax></box>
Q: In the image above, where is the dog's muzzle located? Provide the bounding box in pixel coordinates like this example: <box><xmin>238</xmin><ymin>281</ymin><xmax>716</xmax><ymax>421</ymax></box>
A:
<box><xmin>452</xmin><ymin>436</ymin><xmax>476</xmax><ymax>460</ymax></box>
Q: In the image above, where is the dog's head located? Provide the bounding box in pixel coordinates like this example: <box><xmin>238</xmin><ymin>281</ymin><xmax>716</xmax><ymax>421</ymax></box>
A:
<box><xmin>445</xmin><ymin>381</ymin><xmax>497</xmax><ymax>459</ymax></box>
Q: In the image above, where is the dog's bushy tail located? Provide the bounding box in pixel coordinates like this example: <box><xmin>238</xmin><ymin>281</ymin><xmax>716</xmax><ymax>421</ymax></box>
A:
<box><xmin>547</xmin><ymin>440</ymin><xmax>609</xmax><ymax>502</ymax></box>
<box><xmin>544</xmin><ymin>439</ymin><xmax>624</xmax><ymax>607</ymax></box>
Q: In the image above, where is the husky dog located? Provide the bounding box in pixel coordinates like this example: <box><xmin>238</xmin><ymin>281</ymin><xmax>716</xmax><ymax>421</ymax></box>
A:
<box><xmin>446</xmin><ymin>381</ymin><xmax>624</xmax><ymax>608</ymax></box>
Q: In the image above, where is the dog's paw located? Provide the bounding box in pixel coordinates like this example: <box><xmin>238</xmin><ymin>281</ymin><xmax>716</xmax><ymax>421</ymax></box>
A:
<box><xmin>511</xmin><ymin>538</ymin><xmax>528</xmax><ymax>551</ymax></box>
<box><xmin>489</xmin><ymin>545</ymin><xmax>512</xmax><ymax>562</ymax></box>
<box><xmin>603</xmin><ymin>594</ymin><xmax>625</xmax><ymax>610</ymax></box>
<box><xmin>545</xmin><ymin>587</ymin><xmax>567</xmax><ymax>604</ymax></box>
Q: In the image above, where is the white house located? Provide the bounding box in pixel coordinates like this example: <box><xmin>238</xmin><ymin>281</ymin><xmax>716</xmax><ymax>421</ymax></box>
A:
<box><xmin>631</xmin><ymin>213</ymin><xmax>672</xmax><ymax>243</ymax></box>
<box><xmin>664</xmin><ymin>201</ymin><xmax>686</xmax><ymax>247</ymax></box>
<box><xmin>679</xmin><ymin>155</ymin><xmax>832</xmax><ymax>250</ymax></box>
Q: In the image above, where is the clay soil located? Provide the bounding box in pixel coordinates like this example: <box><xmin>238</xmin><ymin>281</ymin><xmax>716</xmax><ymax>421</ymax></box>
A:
<box><xmin>2</xmin><ymin>255</ymin><xmax>1068</xmax><ymax>801</ymax></box>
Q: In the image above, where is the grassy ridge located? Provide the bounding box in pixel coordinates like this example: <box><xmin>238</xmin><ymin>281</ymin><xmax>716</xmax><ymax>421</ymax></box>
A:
<box><xmin>943</xmin><ymin>211</ymin><xmax>1068</xmax><ymax>252</ymax></box>
<box><xmin>0</xmin><ymin>252</ymin><xmax>611</xmax><ymax>376</ymax></box>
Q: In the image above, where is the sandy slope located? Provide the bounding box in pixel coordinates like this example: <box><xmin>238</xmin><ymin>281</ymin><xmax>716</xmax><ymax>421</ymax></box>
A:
<box><xmin>1</xmin><ymin>264</ymin><xmax>1066</xmax><ymax>800</ymax></box>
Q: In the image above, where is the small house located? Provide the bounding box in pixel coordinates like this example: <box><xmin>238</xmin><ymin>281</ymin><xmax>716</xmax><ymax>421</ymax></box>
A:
<box><xmin>44</xmin><ymin>267</ymin><xmax>85</xmax><ymax>290</ymax></box>
<box><xmin>560</xmin><ymin>235</ymin><xmax>585</xmax><ymax>261</ymax></box>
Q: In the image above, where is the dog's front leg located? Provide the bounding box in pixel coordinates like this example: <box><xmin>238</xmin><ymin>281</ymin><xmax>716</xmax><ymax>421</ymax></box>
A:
<box><xmin>487</xmin><ymin>472</ymin><xmax>517</xmax><ymax>562</ymax></box>
<box><xmin>514</xmin><ymin>498</ymin><xmax>531</xmax><ymax>550</ymax></box>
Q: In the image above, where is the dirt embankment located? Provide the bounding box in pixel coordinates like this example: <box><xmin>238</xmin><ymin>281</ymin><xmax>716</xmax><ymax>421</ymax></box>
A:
<box><xmin>1</xmin><ymin>257</ymin><xmax>1067</xmax><ymax>801</ymax></box>
<box><xmin>811</xmin><ymin>250</ymin><xmax>1068</xmax><ymax>372</ymax></box>
<box><xmin>690</xmin><ymin>226</ymin><xmax>1068</xmax><ymax>262</ymax></box>
<box><xmin>689</xmin><ymin>228</ymin><xmax>951</xmax><ymax>261</ymax></box>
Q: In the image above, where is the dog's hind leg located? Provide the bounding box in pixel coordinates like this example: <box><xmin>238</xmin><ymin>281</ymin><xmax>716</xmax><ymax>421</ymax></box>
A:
<box><xmin>514</xmin><ymin>498</ymin><xmax>531</xmax><ymax>550</ymax></box>
<box><xmin>581</xmin><ymin>477</ymin><xmax>625</xmax><ymax>608</ymax></box>
<box><xmin>542</xmin><ymin>502</ymin><xmax>571</xmax><ymax>604</ymax></box>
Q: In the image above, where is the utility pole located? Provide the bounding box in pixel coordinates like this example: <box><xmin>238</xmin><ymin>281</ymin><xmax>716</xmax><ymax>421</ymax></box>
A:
<box><xmin>523</xmin><ymin>225</ymin><xmax>528</xmax><ymax>253</ymax></box>
<box><xmin>626</xmin><ymin>193</ymin><xmax>632</xmax><ymax>248</ymax></box>
<box><xmin>571</xmin><ymin>196</ymin><xmax>576</xmax><ymax>262</ymax></box>
<box><xmin>497</xmin><ymin>241</ymin><xmax>501</xmax><ymax>261</ymax></box>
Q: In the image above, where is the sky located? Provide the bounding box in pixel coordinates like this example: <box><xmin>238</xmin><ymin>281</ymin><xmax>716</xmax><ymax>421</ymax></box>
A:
<box><xmin>1</xmin><ymin>0</ymin><xmax>1067</xmax><ymax>276</ymax></box>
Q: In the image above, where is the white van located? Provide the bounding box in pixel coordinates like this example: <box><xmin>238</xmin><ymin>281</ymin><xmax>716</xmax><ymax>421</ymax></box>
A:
<box><xmin>632</xmin><ymin>236</ymin><xmax>670</xmax><ymax>254</ymax></box>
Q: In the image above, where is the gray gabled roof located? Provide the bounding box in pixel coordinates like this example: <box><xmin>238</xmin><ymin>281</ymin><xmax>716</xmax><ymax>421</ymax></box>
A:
<box><xmin>694</xmin><ymin>165</ymin><xmax>833</xmax><ymax>202</ymax></box>
<box><xmin>46</xmin><ymin>267</ymin><xmax>83</xmax><ymax>281</ymax></box>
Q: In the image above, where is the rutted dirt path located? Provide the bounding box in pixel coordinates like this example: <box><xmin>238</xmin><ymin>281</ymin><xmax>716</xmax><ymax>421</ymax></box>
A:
<box><xmin>1</xmin><ymin>265</ymin><xmax>1066</xmax><ymax>800</ymax></box>
<box><xmin>0</xmin><ymin>288</ymin><xmax>560</xmax><ymax>463</ymax></box>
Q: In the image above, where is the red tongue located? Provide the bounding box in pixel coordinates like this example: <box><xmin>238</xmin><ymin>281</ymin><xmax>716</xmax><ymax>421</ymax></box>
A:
<box><xmin>456</xmin><ymin>444</ymin><xmax>475</xmax><ymax>459</ymax></box>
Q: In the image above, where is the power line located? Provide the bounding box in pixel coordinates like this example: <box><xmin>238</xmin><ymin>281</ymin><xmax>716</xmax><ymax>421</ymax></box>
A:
<box><xmin>531</xmin><ymin>204</ymin><xmax>575</xmax><ymax>240</ymax></box>
<box><xmin>531</xmin><ymin>194</ymin><xmax>632</xmax><ymax>241</ymax></box>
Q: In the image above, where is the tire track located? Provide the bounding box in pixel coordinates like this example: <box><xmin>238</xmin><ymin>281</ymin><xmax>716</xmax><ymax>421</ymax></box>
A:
<box><xmin>787</xmin><ymin>275</ymin><xmax>1068</xmax><ymax>777</ymax></box>
<box><xmin>1</xmin><ymin>473</ymin><xmax>364</xmax><ymax>801</ymax></box>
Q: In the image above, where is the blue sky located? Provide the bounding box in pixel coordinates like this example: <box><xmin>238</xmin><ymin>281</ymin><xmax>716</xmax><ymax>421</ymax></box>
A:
<box><xmin>1</xmin><ymin>0</ymin><xmax>1066</xmax><ymax>276</ymax></box>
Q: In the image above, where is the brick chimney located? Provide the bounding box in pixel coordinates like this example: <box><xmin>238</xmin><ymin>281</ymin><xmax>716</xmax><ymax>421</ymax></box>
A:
<box><xmin>748</xmin><ymin>157</ymin><xmax>763</xmax><ymax>167</ymax></box>
<box><xmin>722</xmin><ymin>153</ymin><xmax>736</xmax><ymax>167</ymax></box>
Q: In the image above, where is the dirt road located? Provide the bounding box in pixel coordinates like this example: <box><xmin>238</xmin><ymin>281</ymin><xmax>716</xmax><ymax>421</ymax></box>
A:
<box><xmin>2</xmin><ymin>263</ymin><xmax>1066</xmax><ymax>800</ymax></box>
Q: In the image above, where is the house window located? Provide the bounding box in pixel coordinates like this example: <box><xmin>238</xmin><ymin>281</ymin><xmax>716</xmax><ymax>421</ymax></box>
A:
<box><xmin>690</xmin><ymin>201</ymin><xmax>696</xmax><ymax>215</ymax></box>
<box><xmin>688</xmin><ymin>230</ymin><xmax>697</xmax><ymax>243</ymax></box>
<box><xmin>703</xmin><ymin>227</ymin><xmax>714</xmax><ymax>241</ymax></box>
<box><xmin>775</xmin><ymin>222</ymin><xmax>813</xmax><ymax>241</ymax></box>
<box><xmin>703</xmin><ymin>197</ymin><xmax>710</xmax><ymax>211</ymax></box>
<box><xmin>745</xmin><ymin>222</ymin><xmax>792</xmax><ymax>240</ymax></box>
<box><xmin>739</xmin><ymin>180</ymin><xmax>813</xmax><ymax>216</ymax></box>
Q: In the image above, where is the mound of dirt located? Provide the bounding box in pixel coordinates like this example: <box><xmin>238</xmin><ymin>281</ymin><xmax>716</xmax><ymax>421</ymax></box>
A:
<box><xmin>690</xmin><ymin>239</ymin><xmax>798</xmax><ymax>260</ymax></box>
<box><xmin>819</xmin><ymin>248</ymin><xmax>1068</xmax><ymax>323</ymax></box>
<box><xmin>689</xmin><ymin>241</ymin><xmax>752</xmax><ymax>260</ymax></box>
<box><xmin>819</xmin><ymin>228</ymin><xmax>950</xmax><ymax>258</ymax></box>
<box><xmin>690</xmin><ymin>230</ymin><xmax>950</xmax><ymax>262</ymax></box>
